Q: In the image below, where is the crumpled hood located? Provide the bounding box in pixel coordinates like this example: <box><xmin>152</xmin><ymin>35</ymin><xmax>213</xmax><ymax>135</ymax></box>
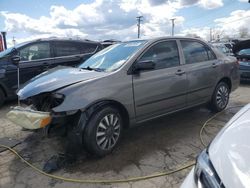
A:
<box><xmin>233</xmin><ymin>39</ymin><xmax>250</xmax><ymax>54</ymax></box>
<box><xmin>18</xmin><ymin>66</ymin><xmax>107</xmax><ymax>100</ymax></box>
<box><xmin>209</xmin><ymin>104</ymin><xmax>250</xmax><ymax>188</ymax></box>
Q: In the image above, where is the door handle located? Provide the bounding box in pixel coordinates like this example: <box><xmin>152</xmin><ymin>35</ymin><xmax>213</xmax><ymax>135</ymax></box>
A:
<box><xmin>175</xmin><ymin>70</ymin><xmax>185</xmax><ymax>76</ymax></box>
<box><xmin>212</xmin><ymin>63</ymin><xmax>218</xmax><ymax>68</ymax></box>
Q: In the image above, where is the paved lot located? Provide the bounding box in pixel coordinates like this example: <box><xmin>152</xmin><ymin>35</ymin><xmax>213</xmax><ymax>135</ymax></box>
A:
<box><xmin>0</xmin><ymin>83</ymin><xmax>250</xmax><ymax>188</ymax></box>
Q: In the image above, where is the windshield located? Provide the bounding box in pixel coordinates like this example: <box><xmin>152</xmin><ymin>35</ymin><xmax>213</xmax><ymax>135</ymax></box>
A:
<box><xmin>0</xmin><ymin>42</ymin><xmax>29</xmax><ymax>58</ymax></box>
<box><xmin>79</xmin><ymin>40</ymin><xmax>147</xmax><ymax>72</ymax></box>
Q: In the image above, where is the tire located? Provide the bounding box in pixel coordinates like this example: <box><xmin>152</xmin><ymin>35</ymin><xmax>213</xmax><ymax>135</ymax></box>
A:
<box><xmin>0</xmin><ymin>89</ymin><xmax>5</xmax><ymax>107</ymax></box>
<box><xmin>83</xmin><ymin>106</ymin><xmax>123</xmax><ymax>157</ymax></box>
<box><xmin>209</xmin><ymin>82</ymin><xmax>230</xmax><ymax>112</ymax></box>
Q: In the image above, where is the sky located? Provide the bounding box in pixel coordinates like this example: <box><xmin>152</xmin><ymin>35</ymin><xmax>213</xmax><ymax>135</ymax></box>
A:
<box><xmin>0</xmin><ymin>0</ymin><xmax>250</xmax><ymax>47</ymax></box>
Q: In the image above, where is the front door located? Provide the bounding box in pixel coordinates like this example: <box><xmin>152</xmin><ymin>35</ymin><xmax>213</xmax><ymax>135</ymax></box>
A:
<box><xmin>5</xmin><ymin>42</ymin><xmax>52</xmax><ymax>91</ymax></box>
<box><xmin>132</xmin><ymin>40</ymin><xmax>188</xmax><ymax>122</ymax></box>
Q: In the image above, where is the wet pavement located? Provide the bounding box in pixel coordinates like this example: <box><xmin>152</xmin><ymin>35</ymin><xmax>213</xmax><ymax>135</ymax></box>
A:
<box><xmin>0</xmin><ymin>83</ymin><xmax>250</xmax><ymax>188</ymax></box>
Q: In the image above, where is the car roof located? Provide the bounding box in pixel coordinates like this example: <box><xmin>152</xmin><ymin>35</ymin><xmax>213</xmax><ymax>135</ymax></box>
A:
<box><xmin>28</xmin><ymin>37</ymin><xmax>101</xmax><ymax>44</ymax></box>
<box><xmin>124</xmin><ymin>36</ymin><xmax>208</xmax><ymax>44</ymax></box>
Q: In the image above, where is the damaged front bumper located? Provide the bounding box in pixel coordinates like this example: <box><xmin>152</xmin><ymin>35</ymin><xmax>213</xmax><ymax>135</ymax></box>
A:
<box><xmin>7</xmin><ymin>106</ymin><xmax>52</xmax><ymax>130</ymax></box>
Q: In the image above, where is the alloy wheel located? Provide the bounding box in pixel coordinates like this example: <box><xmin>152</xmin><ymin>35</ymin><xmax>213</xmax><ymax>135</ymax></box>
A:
<box><xmin>216</xmin><ymin>85</ymin><xmax>229</xmax><ymax>109</ymax></box>
<box><xmin>96</xmin><ymin>113</ymin><xmax>121</xmax><ymax>150</ymax></box>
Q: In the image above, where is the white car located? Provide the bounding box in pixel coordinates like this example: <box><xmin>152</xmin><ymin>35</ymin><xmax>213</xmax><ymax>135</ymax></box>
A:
<box><xmin>181</xmin><ymin>104</ymin><xmax>250</xmax><ymax>188</ymax></box>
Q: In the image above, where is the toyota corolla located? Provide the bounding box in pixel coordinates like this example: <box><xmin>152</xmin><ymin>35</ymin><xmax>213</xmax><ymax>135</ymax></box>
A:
<box><xmin>7</xmin><ymin>37</ymin><xmax>239</xmax><ymax>157</ymax></box>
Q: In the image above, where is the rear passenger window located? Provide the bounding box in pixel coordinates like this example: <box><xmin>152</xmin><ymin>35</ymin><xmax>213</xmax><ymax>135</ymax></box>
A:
<box><xmin>180</xmin><ymin>40</ymin><xmax>211</xmax><ymax>64</ymax></box>
<box><xmin>54</xmin><ymin>42</ymin><xmax>81</xmax><ymax>57</ymax></box>
<box><xmin>139</xmin><ymin>41</ymin><xmax>180</xmax><ymax>70</ymax></box>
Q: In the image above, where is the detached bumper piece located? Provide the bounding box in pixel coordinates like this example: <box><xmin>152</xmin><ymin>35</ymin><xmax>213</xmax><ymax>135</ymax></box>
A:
<box><xmin>7</xmin><ymin>106</ymin><xmax>52</xmax><ymax>130</ymax></box>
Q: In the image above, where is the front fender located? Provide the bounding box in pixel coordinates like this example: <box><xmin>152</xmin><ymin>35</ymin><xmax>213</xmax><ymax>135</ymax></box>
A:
<box><xmin>52</xmin><ymin>72</ymin><xmax>135</xmax><ymax>120</ymax></box>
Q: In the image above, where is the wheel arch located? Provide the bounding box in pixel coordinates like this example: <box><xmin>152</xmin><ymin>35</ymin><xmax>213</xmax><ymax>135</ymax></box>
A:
<box><xmin>85</xmin><ymin>99</ymin><xmax>130</xmax><ymax>129</ymax></box>
<box><xmin>217</xmin><ymin>77</ymin><xmax>232</xmax><ymax>92</ymax></box>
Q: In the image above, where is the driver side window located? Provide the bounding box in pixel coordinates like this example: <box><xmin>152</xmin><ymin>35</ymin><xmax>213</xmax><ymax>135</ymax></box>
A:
<box><xmin>139</xmin><ymin>40</ymin><xmax>180</xmax><ymax>70</ymax></box>
<box><xmin>19</xmin><ymin>42</ymin><xmax>50</xmax><ymax>61</ymax></box>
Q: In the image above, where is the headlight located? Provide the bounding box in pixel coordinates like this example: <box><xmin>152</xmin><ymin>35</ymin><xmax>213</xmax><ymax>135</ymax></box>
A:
<box><xmin>194</xmin><ymin>150</ymin><xmax>225</xmax><ymax>188</ymax></box>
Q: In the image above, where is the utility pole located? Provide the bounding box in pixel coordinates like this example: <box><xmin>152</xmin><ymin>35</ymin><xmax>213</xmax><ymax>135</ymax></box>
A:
<box><xmin>210</xmin><ymin>28</ymin><xmax>212</xmax><ymax>42</ymax></box>
<box><xmin>136</xmin><ymin>16</ymin><xmax>143</xmax><ymax>39</ymax></box>
<box><xmin>12</xmin><ymin>36</ymin><xmax>16</xmax><ymax>46</ymax></box>
<box><xmin>170</xmin><ymin>18</ymin><xmax>176</xmax><ymax>36</ymax></box>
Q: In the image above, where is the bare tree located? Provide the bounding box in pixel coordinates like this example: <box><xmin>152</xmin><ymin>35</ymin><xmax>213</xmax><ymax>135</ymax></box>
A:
<box><xmin>185</xmin><ymin>33</ymin><xmax>200</xmax><ymax>38</ymax></box>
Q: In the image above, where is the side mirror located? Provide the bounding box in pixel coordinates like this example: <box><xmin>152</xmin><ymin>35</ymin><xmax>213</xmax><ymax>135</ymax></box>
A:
<box><xmin>11</xmin><ymin>55</ymin><xmax>21</xmax><ymax>66</ymax></box>
<box><xmin>134</xmin><ymin>60</ymin><xmax>155</xmax><ymax>72</ymax></box>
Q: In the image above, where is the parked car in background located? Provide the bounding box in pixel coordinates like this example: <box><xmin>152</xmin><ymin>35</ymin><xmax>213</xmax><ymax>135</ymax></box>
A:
<box><xmin>181</xmin><ymin>103</ymin><xmax>250</xmax><ymax>188</ymax></box>
<box><xmin>101</xmin><ymin>39</ymin><xmax>120</xmax><ymax>48</ymax></box>
<box><xmin>233</xmin><ymin>39</ymin><xmax>250</xmax><ymax>81</ymax></box>
<box><xmin>212</xmin><ymin>43</ymin><xmax>234</xmax><ymax>56</ymax></box>
<box><xmin>10</xmin><ymin>37</ymin><xmax>239</xmax><ymax>157</ymax></box>
<box><xmin>0</xmin><ymin>38</ymin><xmax>103</xmax><ymax>106</ymax></box>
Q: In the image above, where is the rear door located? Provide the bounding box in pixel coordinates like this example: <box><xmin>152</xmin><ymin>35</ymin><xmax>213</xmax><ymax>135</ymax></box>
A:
<box><xmin>5</xmin><ymin>41</ymin><xmax>52</xmax><ymax>90</ymax></box>
<box><xmin>132</xmin><ymin>40</ymin><xmax>188</xmax><ymax>122</ymax></box>
<box><xmin>51</xmin><ymin>41</ymin><xmax>83</xmax><ymax>68</ymax></box>
<box><xmin>179</xmin><ymin>39</ymin><xmax>219</xmax><ymax>106</ymax></box>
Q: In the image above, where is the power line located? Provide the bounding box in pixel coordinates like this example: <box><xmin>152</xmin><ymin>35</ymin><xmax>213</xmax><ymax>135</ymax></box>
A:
<box><xmin>184</xmin><ymin>1</ymin><xmax>236</xmax><ymax>27</ymax></box>
<box><xmin>219</xmin><ymin>15</ymin><xmax>250</xmax><ymax>25</ymax></box>
<box><xmin>183</xmin><ymin>3</ymin><xmax>249</xmax><ymax>28</ymax></box>
<box><xmin>184</xmin><ymin>15</ymin><xmax>250</xmax><ymax>32</ymax></box>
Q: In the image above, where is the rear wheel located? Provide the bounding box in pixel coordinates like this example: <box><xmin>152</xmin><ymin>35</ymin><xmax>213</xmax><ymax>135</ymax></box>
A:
<box><xmin>83</xmin><ymin>106</ymin><xmax>123</xmax><ymax>157</ymax></box>
<box><xmin>209</xmin><ymin>82</ymin><xmax>230</xmax><ymax>112</ymax></box>
<box><xmin>0</xmin><ymin>89</ymin><xmax>5</xmax><ymax>107</ymax></box>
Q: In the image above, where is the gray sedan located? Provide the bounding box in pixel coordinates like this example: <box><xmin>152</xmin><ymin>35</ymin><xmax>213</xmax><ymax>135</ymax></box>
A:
<box><xmin>9</xmin><ymin>37</ymin><xmax>239</xmax><ymax>156</ymax></box>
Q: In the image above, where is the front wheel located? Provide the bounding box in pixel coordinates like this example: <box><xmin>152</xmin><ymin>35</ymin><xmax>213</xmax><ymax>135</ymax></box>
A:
<box><xmin>83</xmin><ymin>106</ymin><xmax>123</xmax><ymax>157</ymax></box>
<box><xmin>209</xmin><ymin>82</ymin><xmax>230</xmax><ymax>112</ymax></box>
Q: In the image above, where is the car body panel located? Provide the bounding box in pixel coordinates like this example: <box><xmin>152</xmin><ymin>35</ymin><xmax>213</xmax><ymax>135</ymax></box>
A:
<box><xmin>184</xmin><ymin>59</ymin><xmax>220</xmax><ymax>106</ymax></box>
<box><xmin>55</xmin><ymin>69</ymin><xmax>135</xmax><ymax>117</ymax></box>
<box><xmin>240</xmin><ymin>58</ymin><xmax>250</xmax><ymax>78</ymax></box>
<box><xmin>180</xmin><ymin>168</ymin><xmax>196</xmax><ymax>188</ymax></box>
<box><xmin>133</xmin><ymin>65</ymin><xmax>188</xmax><ymax>121</ymax></box>
<box><xmin>233</xmin><ymin>39</ymin><xmax>250</xmax><ymax>80</ymax></box>
<box><xmin>208</xmin><ymin>104</ymin><xmax>250</xmax><ymax>188</ymax></box>
<box><xmin>232</xmin><ymin>39</ymin><xmax>250</xmax><ymax>54</ymax></box>
<box><xmin>181</xmin><ymin>104</ymin><xmax>250</xmax><ymax>188</ymax></box>
<box><xmin>18</xmin><ymin>66</ymin><xmax>108</xmax><ymax>100</ymax></box>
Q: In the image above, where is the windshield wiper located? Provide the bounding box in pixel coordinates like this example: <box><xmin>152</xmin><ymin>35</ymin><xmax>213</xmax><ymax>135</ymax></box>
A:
<box><xmin>80</xmin><ymin>66</ymin><xmax>104</xmax><ymax>72</ymax></box>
